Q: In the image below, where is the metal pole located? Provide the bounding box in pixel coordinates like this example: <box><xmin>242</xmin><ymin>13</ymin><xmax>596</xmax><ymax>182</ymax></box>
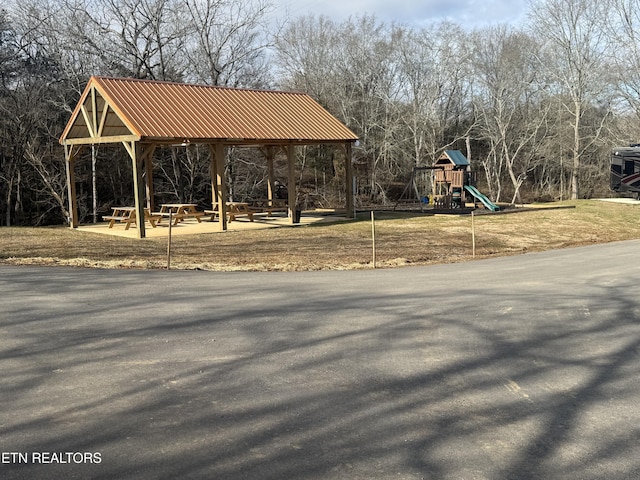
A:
<box><xmin>371</xmin><ymin>210</ymin><xmax>376</xmax><ymax>268</ymax></box>
<box><xmin>471</xmin><ymin>210</ymin><xmax>476</xmax><ymax>258</ymax></box>
<box><xmin>167</xmin><ymin>210</ymin><xmax>173</xmax><ymax>269</ymax></box>
<box><xmin>353</xmin><ymin>176</ymin><xmax>357</xmax><ymax>219</ymax></box>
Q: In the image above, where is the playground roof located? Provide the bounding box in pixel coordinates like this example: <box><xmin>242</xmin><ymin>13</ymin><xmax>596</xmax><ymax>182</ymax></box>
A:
<box><xmin>59</xmin><ymin>76</ymin><xmax>358</xmax><ymax>146</ymax></box>
<box><xmin>443</xmin><ymin>150</ymin><xmax>470</xmax><ymax>166</ymax></box>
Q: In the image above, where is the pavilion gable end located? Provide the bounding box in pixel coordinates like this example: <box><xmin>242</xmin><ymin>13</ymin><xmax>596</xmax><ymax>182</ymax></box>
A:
<box><xmin>61</xmin><ymin>80</ymin><xmax>140</xmax><ymax>146</ymax></box>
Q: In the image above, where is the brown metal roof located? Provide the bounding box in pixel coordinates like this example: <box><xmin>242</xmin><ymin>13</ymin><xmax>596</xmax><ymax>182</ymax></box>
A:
<box><xmin>60</xmin><ymin>76</ymin><xmax>358</xmax><ymax>145</ymax></box>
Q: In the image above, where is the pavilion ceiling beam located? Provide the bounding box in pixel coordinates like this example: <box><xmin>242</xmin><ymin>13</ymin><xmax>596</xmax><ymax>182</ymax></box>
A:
<box><xmin>63</xmin><ymin>135</ymin><xmax>141</xmax><ymax>146</ymax></box>
<box><xmin>91</xmin><ymin>87</ymin><xmax>98</xmax><ymax>139</ymax></box>
<box><xmin>122</xmin><ymin>140</ymin><xmax>134</xmax><ymax>159</ymax></box>
<box><xmin>97</xmin><ymin>102</ymin><xmax>110</xmax><ymax>137</ymax></box>
<box><xmin>80</xmin><ymin>104</ymin><xmax>96</xmax><ymax>138</ymax></box>
<box><xmin>64</xmin><ymin>144</ymin><xmax>85</xmax><ymax>161</ymax></box>
<box><xmin>79</xmin><ymin>86</ymin><xmax>101</xmax><ymax>139</ymax></box>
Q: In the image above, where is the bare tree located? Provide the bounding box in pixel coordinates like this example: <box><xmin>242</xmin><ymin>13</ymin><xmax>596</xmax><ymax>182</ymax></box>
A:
<box><xmin>470</xmin><ymin>26</ymin><xmax>552</xmax><ymax>203</ymax></box>
<box><xmin>61</xmin><ymin>0</ymin><xmax>188</xmax><ymax>80</ymax></box>
<box><xmin>334</xmin><ymin>16</ymin><xmax>406</xmax><ymax>202</ymax></box>
<box><xmin>277</xmin><ymin>15</ymin><xmax>412</xmax><ymax>203</ymax></box>
<box><xmin>0</xmin><ymin>8</ymin><xmax>19</xmax><ymax>225</ymax></box>
<box><xmin>275</xmin><ymin>14</ymin><xmax>340</xmax><ymax>105</ymax></box>
<box><xmin>182</xmin><ymin>0</ymin><xmax>275</xmax><ymax>87</ymax></box>
<box><xmin>0</xmin><ymin>4</ymin><xmax>72</xmax><ymax>225</ymax></box>
<box><xmin>397</xmin><ymin>22</ymin><xmax>473</xmax><ymax>166</ymax></box>
<box><xmin>528</xmin><ymin>0</ymin><xmax>613</xmax><ymax>199</ymax></box>
<box><xmin>609</xmin><ymin>0</ymin><xmax>640</xmax><ymax>140</ymax></box>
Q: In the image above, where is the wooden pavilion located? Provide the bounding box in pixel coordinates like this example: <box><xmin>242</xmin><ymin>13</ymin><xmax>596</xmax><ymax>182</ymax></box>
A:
<box><xmin>59</xmin><ymin>76</ymin><xmax>359</xmax><ymax>238</ymax></box>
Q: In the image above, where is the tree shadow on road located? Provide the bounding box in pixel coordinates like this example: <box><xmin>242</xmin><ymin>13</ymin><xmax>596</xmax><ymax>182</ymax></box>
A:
<box><xmin>1</xmin><ymin>265</ymin><xmax>640</xmax><ymax>479</ymax></box>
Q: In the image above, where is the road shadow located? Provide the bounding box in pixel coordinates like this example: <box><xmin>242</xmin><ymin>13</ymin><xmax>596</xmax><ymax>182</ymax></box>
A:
<box><xmin>1</xmin><ymin>257</ymin><xmax>640</xmax><ymax>479</ymax></box>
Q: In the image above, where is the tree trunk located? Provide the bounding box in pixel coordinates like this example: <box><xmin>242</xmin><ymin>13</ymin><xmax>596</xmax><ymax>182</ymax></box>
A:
<box><xmin>92</xmin><ymin>145</ymin><xmax>97</xmax><ymax>223</ymax></box>
<box><xmin>4</xmin><ymin>178</ymin><xmax>12</xmax><ymax>227</ymax></box>
<box><xmin>571</xmin><ymin>100</ymin><xmax>581</xmax><ymax>200</ymax></box>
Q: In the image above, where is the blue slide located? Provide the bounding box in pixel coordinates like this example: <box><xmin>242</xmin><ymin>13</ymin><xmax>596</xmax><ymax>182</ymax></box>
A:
<box><xmin>464</xmin><ymin>185</ymin><xmax>500</xmax><ymax>211</ymax></box>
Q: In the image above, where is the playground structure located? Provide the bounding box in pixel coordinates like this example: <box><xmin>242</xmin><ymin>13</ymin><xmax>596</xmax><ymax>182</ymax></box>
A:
<box><xmin>396</xmin><ymin>150</ymin><xmax>499</xmax><ymax>212</ymax></box>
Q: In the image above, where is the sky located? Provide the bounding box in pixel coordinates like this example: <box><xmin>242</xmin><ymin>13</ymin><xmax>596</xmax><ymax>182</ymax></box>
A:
<box><xmin>274</xmin><ymin>0</ymin><xmax>528</xmax><ymax>29</ymax></box>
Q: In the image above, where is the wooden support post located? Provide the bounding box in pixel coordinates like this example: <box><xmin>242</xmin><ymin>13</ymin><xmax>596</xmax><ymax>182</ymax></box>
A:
<box><xmin>266</xmin><ymin>147</ymin><xmax>275</xmax><ymax>203</ymax></box>
<box><xmin>345</xmin><ymin>142</ymin><xmax>354</xmax><ymax>218</ymax></box>
<box><xmin>143</xmin><ymin>144</ymin><xmax>157</xmax><ymax>212</ymax></box>
<box><xmin>64</xmin><ymin>144</ymin><xmax>81</xmax><ymax>228</ymax></box>
<box><xmin>212</xmin><ymin>143</ymin><xmax>227</xmax><ymax>231</ymax></box>
<box><xmin>287</xmin><ymin>145</ymin><xmax>297</xmax><ymax>224</ymax></box>
<box><xmin>124</xmin><ymin>140</ymin><xmax>146</xmax><ymax>238</ymax></box>
<box><xmin>208</xmin><ymin>145</ymin><xmax>218</xmax><ymax>212</ymax></box>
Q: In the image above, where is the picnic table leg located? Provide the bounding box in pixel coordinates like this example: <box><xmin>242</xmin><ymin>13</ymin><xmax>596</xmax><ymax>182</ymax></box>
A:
<box><xmin>144</xmin><ymin>210</ymin><xmax>157</xmax><ymax>228</ymax></box>
<box><xmin>125</xmin><ymin>211</ymin><xmax>136</xmax><ymax>230</ymax></box>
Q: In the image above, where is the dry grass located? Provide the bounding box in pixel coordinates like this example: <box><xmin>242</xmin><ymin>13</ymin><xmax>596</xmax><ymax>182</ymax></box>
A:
<box><xmin>2</xmin><ymin>200</ymin><xmax>640</xmax><ymax>271</ymax></box>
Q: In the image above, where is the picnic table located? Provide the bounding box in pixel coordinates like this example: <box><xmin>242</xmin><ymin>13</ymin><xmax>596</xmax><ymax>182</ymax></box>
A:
<box><xmin>156</xmin><ymin>204</ymin><xmax>205</xmax><ymax>225</ymax></box>
<box><xmin>102</xmin><ymin>207</ymin><xmax>160</xmax><ymax>230</ymax></box>
<box><xmin>249</xmin><ymin>199</ymin><xmax>288</xmax><ymax>216</ymax></box>
<box><xmin>226</xmin><ymin>202</ymin><xmax>254</xmax><ymax>222</ymax></box>
<box><xmin>204</xmin><ymin>202</ymin><xmax>255</xmax><ymax>222</ymax></box>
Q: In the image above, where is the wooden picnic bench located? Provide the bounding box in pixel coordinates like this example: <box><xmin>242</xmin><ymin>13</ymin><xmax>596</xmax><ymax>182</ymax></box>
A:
<box><xmin>103</xmin><ymin>207</ymin><xmax>160</xmax><ymax>230</ymax></box>
<box><xmin>249</xmin><ymin>199</ymin><xmax>288</xmax><ymax>216</ymax></box>
<box><xmin>204</xmin><ymin>202</ymin><xmax>255</xmax><ymax>222</ymax></box>
<box><xmin>155</xmin><ymin>204</ymin><xmax>205</xmax><ymax>225</ymax></box>
<box><xmin>204</xmin><ymin>200</ymin><xmax>290</xmax><ymax>222</ymax></box>
<box><xmin>204</xmin><ymin>206</ymin><xmax>219</xmax><ymax>221</ymax></box>
<box><xmin>226</xmin><ymin>202</ymin><xmax>254</xmax><ymax>222</ymax></box>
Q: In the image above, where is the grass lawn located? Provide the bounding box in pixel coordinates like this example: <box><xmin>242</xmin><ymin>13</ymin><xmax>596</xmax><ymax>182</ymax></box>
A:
<box><xmin>1</xmin><ymin>200</ymin><xmax>640</xmax><ymax>271</ymax></box>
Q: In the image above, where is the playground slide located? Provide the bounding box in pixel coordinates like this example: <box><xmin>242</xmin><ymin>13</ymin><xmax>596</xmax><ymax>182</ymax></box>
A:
<box><xmin>464</xmin><ymin>185</ymin><xmax>500</xmax><ymax>211</ymax></box>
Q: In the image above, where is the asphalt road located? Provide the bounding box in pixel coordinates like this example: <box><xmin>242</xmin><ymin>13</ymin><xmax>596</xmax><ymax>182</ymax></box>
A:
<box><xmin>2</xmin><ymin>241</ymin><xmax>640</xmax><ymax>479</ymax></box>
